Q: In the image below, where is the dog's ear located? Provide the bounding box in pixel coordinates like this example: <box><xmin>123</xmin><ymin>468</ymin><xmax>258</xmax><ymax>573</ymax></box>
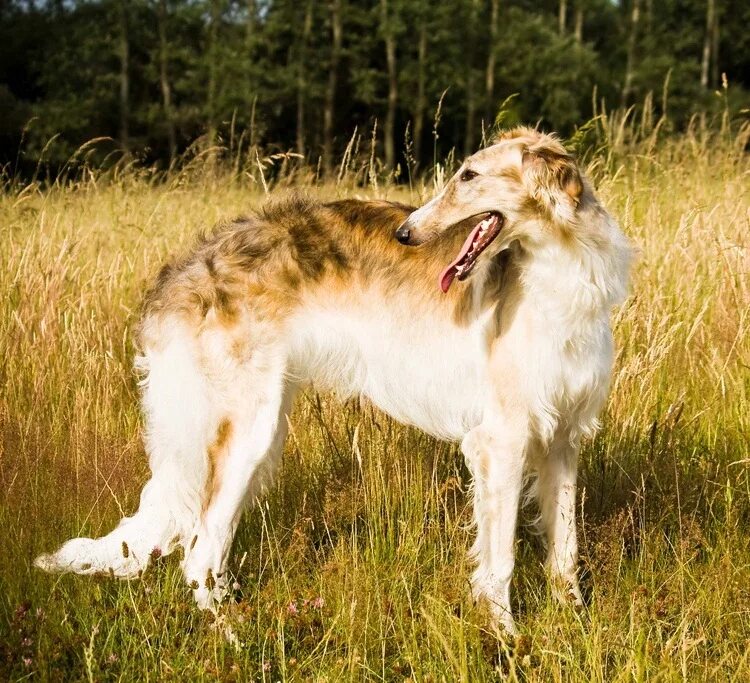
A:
<box><xmin>521</xmin><ymin>141</ymin><xmax>583</xmax><ymax>224</ymax></box>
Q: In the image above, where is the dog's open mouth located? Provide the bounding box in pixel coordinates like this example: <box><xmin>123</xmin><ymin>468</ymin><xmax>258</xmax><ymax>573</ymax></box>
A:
<box><xmin>439</xmin><ymin>212</ymin><xmax>504</xmax><ymax>293</ymax></box>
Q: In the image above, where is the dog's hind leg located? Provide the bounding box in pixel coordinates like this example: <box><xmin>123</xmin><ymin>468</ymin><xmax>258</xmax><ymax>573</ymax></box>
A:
<box><xmin>182</xmin><ymin>361</ymin><xmax>294</xmax><ymax>610</ymax></box>
<box><xmin>35</xmin><ymin>322</ymin><xmax>223</xmax><ymax>579</ymax></box>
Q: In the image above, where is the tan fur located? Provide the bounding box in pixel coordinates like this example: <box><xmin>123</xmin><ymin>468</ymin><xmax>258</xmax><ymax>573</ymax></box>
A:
<box><xmin>205</xmin><ymin>419</ymin><xmax>233</xmax><ymax>511</ymax></box>
<box><xmin>137</xmin><ymin>197</ymin><xmax>517</xmax><ymax>351</ymax></box>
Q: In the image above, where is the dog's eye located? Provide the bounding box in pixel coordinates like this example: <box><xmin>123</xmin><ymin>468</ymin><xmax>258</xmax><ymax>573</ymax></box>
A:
<box><xmin>460</xmin><ymin>169</ymin><xmax>478</xmax><ymax>182</ymax></box>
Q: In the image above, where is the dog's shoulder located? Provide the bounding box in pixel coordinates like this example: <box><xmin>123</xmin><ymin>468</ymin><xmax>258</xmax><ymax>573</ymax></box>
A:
<box><xmin>323</xmin><ymin>199</ymin><xmax>415</xmax><ymax>234</ymax></box>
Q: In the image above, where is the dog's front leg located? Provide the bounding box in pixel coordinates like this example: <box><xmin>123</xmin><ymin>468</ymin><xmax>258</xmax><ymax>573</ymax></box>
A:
<box><xmin>536</xmin><ymin>431</ymin><xmax>583</xmax><ymax>607</ymax></box>
<box><xmin>462</xmin><ymin>413</ymin><xmax>529</xmax><ymax>636</ymax></box>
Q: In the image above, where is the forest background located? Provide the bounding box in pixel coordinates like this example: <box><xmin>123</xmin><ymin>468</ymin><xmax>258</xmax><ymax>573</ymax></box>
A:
<box><xmin>1</xmin><ymin>0</ymin><xmax>748</xmax><ymax>176</ymax></box>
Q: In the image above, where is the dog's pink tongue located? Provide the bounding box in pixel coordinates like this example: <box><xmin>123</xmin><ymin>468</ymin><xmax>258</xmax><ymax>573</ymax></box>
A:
<box><xmin>439</xmin><ymin>266</ymin><xmax>458</xmax><ymax>293</ymax></box>
<box><xmin>438</xmin><ymin>222</ymin><xmax>483</xmax><ymax>293</ymax></box>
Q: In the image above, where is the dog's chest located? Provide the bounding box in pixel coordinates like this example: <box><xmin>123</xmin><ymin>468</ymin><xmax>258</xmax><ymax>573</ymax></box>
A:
<box><xmin>507</xmin><ymin>249</ymin><xmax>617</xmax><ymax>443</ymax></box>
<box><xmin>522</xmin><ymin>305</ymin><xmax>614</xmax><ymax>443</ymax></box>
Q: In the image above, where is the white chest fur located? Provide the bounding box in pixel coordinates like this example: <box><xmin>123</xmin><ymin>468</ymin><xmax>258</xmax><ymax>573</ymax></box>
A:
<box><xmin>516</xmin><ymin>243</ymin><xmax>620</xmax><ymax>444</ymax></box>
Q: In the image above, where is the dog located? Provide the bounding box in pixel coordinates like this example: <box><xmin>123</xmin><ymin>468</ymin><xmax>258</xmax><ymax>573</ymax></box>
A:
<box><xmin>35</xmin><ymin>127</ymin><xmax>631</xmax><ymax>634</ymax></box>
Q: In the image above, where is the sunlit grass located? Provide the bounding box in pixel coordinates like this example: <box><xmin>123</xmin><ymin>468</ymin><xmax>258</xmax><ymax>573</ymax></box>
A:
<box><xmin>1</xmin><ymin>123</ymin><xmax>749</xmax><ymax>681</ymax></box>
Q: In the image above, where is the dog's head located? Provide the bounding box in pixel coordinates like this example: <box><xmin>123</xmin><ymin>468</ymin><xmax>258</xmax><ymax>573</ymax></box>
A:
<box><xmin>395</xmin><ymin>127</ymin><xmax>589</xmax><ymax>292</ymax></box>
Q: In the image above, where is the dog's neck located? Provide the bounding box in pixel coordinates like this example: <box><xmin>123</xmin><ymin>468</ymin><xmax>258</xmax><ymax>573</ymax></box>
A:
<box><xmin>465</xmin><ymin>219</ymin><xmax>629</xmax><ymax>341</ymax></box>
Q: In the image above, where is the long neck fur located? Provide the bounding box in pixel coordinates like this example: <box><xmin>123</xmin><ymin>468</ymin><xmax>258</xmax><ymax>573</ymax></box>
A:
<box><xmin>522</xmin><ymin>211</ymin><xmax>629</xmax><ymax>331</ymax></box>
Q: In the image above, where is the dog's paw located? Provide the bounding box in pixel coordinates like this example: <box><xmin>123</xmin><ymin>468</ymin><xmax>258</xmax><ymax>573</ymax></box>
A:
<box><xmin>490</xmin><ymin>605</ymin><xmax>519</xmax><ymax>639</ymax></box>
<box><xmin>33</xmin><ymin>552</ymin><xmax>60</xmax><ymax>572</ymax></box>
<box><xmin>189</xmin><ymin>570</ymin><xmax>229</xmax><ymax>612</ymax></box>
<box><xmin>471</xmin><ymin>579</ymin><xmax>519</xmax><ymax>638</ymax></box>
<box><xmin>34</xmin><ymin>536</ymin><xmax>147</xmax><ymax>577</ymax></box>
<box><xmin>34</xmin><ymin>538</ymin><xmax>102</xmax><ymax>574</ymax></box>
<box><xmin>550</xmin><ymin>573</ymin><xmax>584</xmax><ymax>610</ymax></box>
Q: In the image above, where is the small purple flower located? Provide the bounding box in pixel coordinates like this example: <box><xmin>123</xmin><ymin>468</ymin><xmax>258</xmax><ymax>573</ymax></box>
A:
<box><xmin>23</xmin><ymin>657</ymin><xmax>33</xmax><ymax>668</ymax></box>
<box><xmin>262</xmin><ymin>660</ymin><xmax>271</xmax><ymax>672</ymax></box>
<box><xmin>286</xmin><ymin>601</ymin><xmax>298</xmax><ymax>616</ymax></box>
<box><xmin>107</xmin><ymin>653</ymin><xmax>119</xmax><ymax>664</ymax></box>
<box><xmin>311</xmin><ymin>596</ymin><xmax>325</xmax><ymax>609</ymax></box>
<box><xmin>21</xmin><ymin>637</ymin><xmax>33</xmax><ymax>648</ymax></box>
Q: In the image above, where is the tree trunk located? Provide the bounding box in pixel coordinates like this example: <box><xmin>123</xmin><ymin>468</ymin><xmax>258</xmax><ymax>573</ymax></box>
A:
<box><xmin>157</xmin><ymin>0</ymin><xmax>176</xmax><ymax>161</ymax></box>
<box><xmin>413</xmin><ymin>9</ymin><xmax>426</xmax><ymax>164</ymax></box>
<box><xmin>206</xmin><ymin>0</ymin><xmax>221</xmax><ymax>150</ymax></box>
<box><xmin>323</xmin><ymin>0</ymin><xmax>342</xmax><ymax>174</ymax></box>
<box><xmin>485</xmin><ymin>0</ymin><xmax>499</xmax><ymax>124</ymax></box>
<box><xmin>700</xmin><ymin>0</ymin><xmax>715</xmax><ymax>88</ymax></box>
<box><xmin>296</xmin><ymin>0</ymin><xmax>314</xmax><ymax>156</ymax></box>
<box><xmin>710</xmin><ymin>0</ymin><xmax>720</xmax><ymax>89</ymax></box>
<box><xmin>245</xmin><ymin>0</ymin><xmax>255</xmax><ymax>53</ymax></box>
<box><xmin>245</xmin><ymin>0</ymin><xmax>256</xmax><ymax>114</ymax></box>
<box><xmin>118</xmin><ymin>0</ymin><xmax>130</xmax><ymax>152</ymax></box>
<box><xmin>621</xmin><ymin>0</ymin><xmax>640</xmax><ymax>107</ymax></box>
<box><xmin>558</xmin><ymin>0</ymin><xmax>567</xmax><ymax>35</ymax></box>
<box><xmin>573</xmin><ymin>1</ymin><xmax>583</xmax><ymax>43</ymax></box>
<box><xmin>380</xmin><ymin>0</ymin><xmax>398</xmax><ymax>170</ymax></box>
<box><xmin>464</xmin><ymin>0</ymin><xmax>478</xmax><ymax>156</ymax></box>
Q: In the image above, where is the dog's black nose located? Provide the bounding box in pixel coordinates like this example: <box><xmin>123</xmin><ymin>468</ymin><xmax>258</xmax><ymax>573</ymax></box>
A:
<box><xmin>395</xmin><ymin>225</ymin><xmax>411</xmax><ymax>244</ymax></box>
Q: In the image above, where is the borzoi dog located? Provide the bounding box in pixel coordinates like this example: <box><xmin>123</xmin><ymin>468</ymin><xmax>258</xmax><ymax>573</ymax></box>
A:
<box><xmin>35</xmin><ymin>127</ymin><xmax>631</xmax><ymax>634</ymax></box>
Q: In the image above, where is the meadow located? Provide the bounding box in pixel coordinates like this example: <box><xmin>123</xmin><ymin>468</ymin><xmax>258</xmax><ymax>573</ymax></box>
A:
<box><xmin>1</xmin><ymin>118</ymin><xmax>749</xmax><ymax>681</ymax></box>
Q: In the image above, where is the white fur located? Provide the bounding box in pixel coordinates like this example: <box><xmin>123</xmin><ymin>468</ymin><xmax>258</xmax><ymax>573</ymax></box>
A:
<box><xmin>288</xmin><ymin>296</ymin><xmax>492</xmax><ymax>440</ymax></box>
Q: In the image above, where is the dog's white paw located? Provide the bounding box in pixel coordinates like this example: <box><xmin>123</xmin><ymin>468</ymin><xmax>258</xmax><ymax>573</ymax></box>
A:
<box><xmin>35</xmin><ymin>538</ymin><xmax>105</xmax><ymax>574</ymax></box>
<box><xmin>34</xmin><ymin>536</ymin><xmax>149</xmax><ymax>578</ymax></box>
<box><xmin>490</xmin><ymin>605</ymin><xmax>519</xmax><ymax>639</ymax></box>
<box><xmin>550</xmin><ymin>573</ymin><xmax>584</xmax><ymax>609</ymax></box>
<box><xmin>471</xmin><ymin>575</ymin><xmax>518</xmax><ymax>638</ymax></box>
<box><xmin>190</xmin><ymin>571</ymin><xmax>229</xmax><ymax>612</ymax></box>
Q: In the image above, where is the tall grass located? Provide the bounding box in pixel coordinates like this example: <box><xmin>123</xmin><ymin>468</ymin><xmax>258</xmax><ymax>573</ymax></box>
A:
<box><xmin>1</xmin><ymin>120</ymin><xmax>749</xmax><ymax>681</ymax></box>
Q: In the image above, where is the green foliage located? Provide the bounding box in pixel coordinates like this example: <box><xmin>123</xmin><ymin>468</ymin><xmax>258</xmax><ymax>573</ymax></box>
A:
<box><xmin>1</xmin><ymin>0</ymin><xmax>749</xmax><ymax>175</ymax></box>
<box><xmin>493</xmin><ymin>9</ymin><xmax>600</xmax><ymax>129</ymax></box>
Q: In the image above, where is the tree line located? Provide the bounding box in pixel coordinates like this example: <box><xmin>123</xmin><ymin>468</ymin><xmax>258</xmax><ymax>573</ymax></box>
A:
<box><xmin>1</xmin><ymin>0</ymin><xmax>748</xmax><ymax>176</ymax></box>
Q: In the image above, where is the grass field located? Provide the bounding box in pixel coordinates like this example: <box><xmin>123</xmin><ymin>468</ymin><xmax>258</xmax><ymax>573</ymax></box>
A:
<box><xmin>1</xmin><ymin>122</ymin><xmax>749</xmax><ymax>681</ymax></box>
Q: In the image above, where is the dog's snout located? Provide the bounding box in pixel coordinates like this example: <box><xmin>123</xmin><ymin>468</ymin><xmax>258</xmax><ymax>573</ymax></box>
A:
<box><xmin>395</xmin><ymin>224</ymin><xmax>412</xmax><ymax>245</ymax></box>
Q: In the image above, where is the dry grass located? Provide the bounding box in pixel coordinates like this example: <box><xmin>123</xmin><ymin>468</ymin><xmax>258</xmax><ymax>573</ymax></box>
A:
<box><xmin>1</xmin><ymin>123</ymin><xmax>749</xmax><ymax>681</ymax></box>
